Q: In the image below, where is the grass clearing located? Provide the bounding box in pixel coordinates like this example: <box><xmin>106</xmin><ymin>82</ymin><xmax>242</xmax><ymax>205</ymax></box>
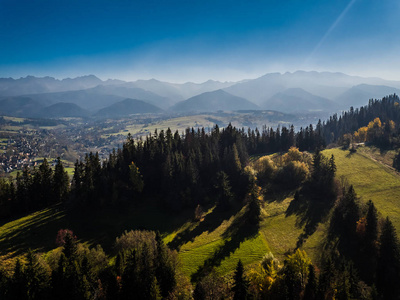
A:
<box><xmin>324</xmin><ymin>147</ymin><xmax>400</xmax><ymax>231</ymax></box>
<box><xmin>3</xmin><ymin>116</ymin><xmax>25</xmax><ymax>123</ymax></box>
<box><xmin>176</xmin><ymin>206</ymin><xmax>270</xmax><ymax>277</ymax></box>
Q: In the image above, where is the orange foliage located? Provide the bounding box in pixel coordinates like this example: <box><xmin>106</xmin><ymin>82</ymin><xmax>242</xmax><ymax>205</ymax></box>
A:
<box><xmin>356</xmin><ymin>217</ymin><xmax>367</xmax><ymax>236</ymax></box>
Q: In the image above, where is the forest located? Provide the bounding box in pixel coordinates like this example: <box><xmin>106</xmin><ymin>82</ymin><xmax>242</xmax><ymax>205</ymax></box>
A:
<box><xmin>1</xmin><ymin>94</ymin><xmax>400</xmax><ymax>299</ymax></box>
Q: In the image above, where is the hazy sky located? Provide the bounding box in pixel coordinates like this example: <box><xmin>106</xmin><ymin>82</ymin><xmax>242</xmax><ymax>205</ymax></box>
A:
<box><xmin>1</xmin><ymin>0</ymin><xmax>399</xmax><ymax>82</ymax></box>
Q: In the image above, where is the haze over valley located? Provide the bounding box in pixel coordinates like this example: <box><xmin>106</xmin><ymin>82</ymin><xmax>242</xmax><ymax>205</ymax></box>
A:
<box><xmin>1</xmin><ymin>71</ymin><xmax>400</xmax><ymax>119</ymax></box>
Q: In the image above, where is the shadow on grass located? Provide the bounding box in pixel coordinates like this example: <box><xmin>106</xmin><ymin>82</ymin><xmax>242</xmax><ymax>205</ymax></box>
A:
<box><xmin>345</xmin><ymin>149</ymin><xmax>357</xmax><ymax>158</ymax></box>
<box><xmin>64</xmin><ymin>198</ymin><xmax>193</xmax><ymax>254</ymax></box>
<box><xmin>190</xmin><ymin>205</ymin><xmax>260</xmax><ymax>282</ymax></box>
<box><xmin>0</xmin><ymin>197</ymin><xmax>193</xmax><ymax>257</ymax></box>
<box><xmin>264</xmin><ymin>188</ymin><xmax>295</xmax><ymax>204</ymax></box>
<box><xmin>168</xmin><ymin>203</ymin><xmax>243</xmax><ymax>251</ymax></box>
<box><xmin>0</xmin><ymin>204</ymin><xmax>67</xmax><ymax>257</ymax></box>
<box><xmin>286</xmin><ymin>185</ymin><xmax>336</xmax><ymax>249</ymax></box>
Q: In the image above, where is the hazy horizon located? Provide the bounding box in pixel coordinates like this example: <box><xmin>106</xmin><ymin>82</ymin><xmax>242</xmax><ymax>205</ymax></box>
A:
<box><xmin>1</xmin><ymin>0</ymin><xmax>399</xmax><ymax>83</ymax></box>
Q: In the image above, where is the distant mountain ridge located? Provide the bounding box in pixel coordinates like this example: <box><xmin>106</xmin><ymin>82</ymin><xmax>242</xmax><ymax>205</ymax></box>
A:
<box><xmin>95</xmin><ymin>98</ymin><xmax>163</xmax><ymax>118</ymax></box>
<box><xmin>171</xmin><ymin>89</ymin><xmax>260</xmax><ymax>112</ymax></box>
<box><xmin>0</xmin><ymin>97</ymin><xmax>45</xmax><ymax>117</ymax></box>
<box><xmin>263</xmin><ymin>88</ymin><xmax>338</xmax><ymax>113</ymax></box>
<box><xmin>1</xmin><ymin>72</ymin><xmax>400</xmax><ymax>117</ymax></box>
<box><xmin>335</xmin><ymin>84</ymin><xmax>400</xmax><ymax>108</ymax></box>
<box><xmin>224</xmin><ymin>71</ymin><xmax>400</xmax><ymax>105</ymax></box>
<box><xmin>0</xmin><ymin>75</ymin><xmax>103</xmax><ymax>96</ymax></box>
<box><xmin>39</xmin><ymin>102</ymin><xmax>89</xmax><ymax>118</ymax></box>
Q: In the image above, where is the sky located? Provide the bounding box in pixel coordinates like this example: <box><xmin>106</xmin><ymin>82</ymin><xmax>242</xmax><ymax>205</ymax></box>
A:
<box><xmin>0</xmin><ymin>0</ymin><xmax>399</xmax><ymax>83</ymax></box>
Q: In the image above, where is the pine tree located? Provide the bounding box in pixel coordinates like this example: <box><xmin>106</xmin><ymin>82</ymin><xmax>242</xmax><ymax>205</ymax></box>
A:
<box><xmin>139</xmin><ymin>243</ymin><xmax>158</xmax><ymax>300</ymax></box>
<box><xmin>155</xmin><ymin>232</ymin><xmax>176</xmax><ymax>298</ymax></box>
<box><xmin>25</xmin><ymin>250</ymin><xmax>50</xmax><ymax>300</ymax></box>
<box><xmin>215</xmin><ymin>171</ymin><xmax>233</xmax><ymax>211</ymax></box>
<box><xmin>246</xmin><ymin>177</ymin><xmax>261</xmax><ymax>227</ymax></box>
<box><xmin>365</xmin><ymin>200</ymin><xmax>378</xmax><ymax>243</ymax></box>
<box><xmin>9</xmin><ymin>258</ymin><xmax>28</xmax><ymax>300</ymax></box>
<box><xmin>317</xmin><ymin>258</ymin><xmax>335</xmax><ymax>300</ymax></box>
<box><xmin>129</xmin><ymin>161</ymin><xmax>144</xmax><ymax>193</ymax></box>
<box><xmin>121</xmin><ymin>251</ymin><xmax>140</xmax><ymax>300</ymax></box>
<box><xmin>393</xmin><ymin>151</ymin><xmax>400</xmax><ymax>171</ymax></box>
<box><xmin>38</xmin><ymin>158</ymin><xmax>53</xmax><ymax>206</ymax></box>
<box><xmin>62</xmin><ymin>231</ymin><xmax>77</xmax><ymax>261</ymax></box>
<box><xmin>303</xmin><ymin>264</ymin><xmax>317</xmax><ymax>300</ymax></box>
<box><xmin>376</xmin><ymin>217</ymin><xmax>400</xmax><ymax>299</ymax></box>
<box><xmin>232</xmin><ymin>260</ymin><xmax>249</xmax><ymax>300</ymax></box>
<box><xmin>53</xmin><ymin>157</ymin><xmax>70</xmax><ymax>203</ymax></box>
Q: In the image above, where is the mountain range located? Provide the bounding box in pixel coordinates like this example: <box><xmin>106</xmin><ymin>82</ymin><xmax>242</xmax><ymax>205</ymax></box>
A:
<box><xmin>1</xmin><ymin>71</ymin><xmax>400</xmax><ymax>118</ymax></box>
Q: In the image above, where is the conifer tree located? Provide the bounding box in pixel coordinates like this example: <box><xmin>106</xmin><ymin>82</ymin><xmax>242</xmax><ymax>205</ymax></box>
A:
<box><xmin>376</xmin><ymin>217</ymin><xmax>400</xmax><ymax>299</ymax></box>
<box><xmin>129</xmin><ymin>161</ymin><xmax>144</xmax><ymax>193</ymax></box>
<box><xmin>232</xmin><ymin>260</ymin><xmax>249</xmax><ymax>300</ymax></box>
<box><xmin>53</xmin><ymin>157</ymin><xmax>70</xmax><ymax>203</ymax></box>
<box><xmin>9</xmin><ymin>258</ymin><xmax>28</xmax><ymax>300</ymax></box>
<box><xmin>303</xmin><ymin>264</ymin><xmax>317</xmax><ymax>300</ymax></box>
<box><xmin>38</xmin><ymin>158</ymin><xmax>53</xmax><ymax>206</ymax></box>
<box><xmin>317</xmin><ymin>258</ymin><xmax>335</xmax><ymax>300</ymax></box>
<box><xmin>121</xmin><ymin>250</ymin><xmax>140</xmax><ymax>300</ymax></box>
<box><xmin>155</xmin><ymin>232</ymin><xmax>176</xmax><ymax>298</ymax></box>
<box><xmin>365</xmin><ymin>200</ymin><xmax>378</xmax><ymax>243</ymax></box>
<box><xmin>215</xmin><ymin>171</ymin><xmax>233</xmax><ymax>211</ymax></box>
<box><xmin>25</xmin><ymin>250</ymin><xmax>50</xmax><ymax>300</ymax></box>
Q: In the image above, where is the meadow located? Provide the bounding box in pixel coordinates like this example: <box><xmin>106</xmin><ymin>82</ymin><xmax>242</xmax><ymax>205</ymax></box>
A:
<box><xmin>1</xmin><ymin>146</ymin><xmax>400</xmax><ymax>278</ymax></box>
<box><xmin>324</xmin><ymin>147</ymin><xmax>400</xmax><ymax>231</ymax></box>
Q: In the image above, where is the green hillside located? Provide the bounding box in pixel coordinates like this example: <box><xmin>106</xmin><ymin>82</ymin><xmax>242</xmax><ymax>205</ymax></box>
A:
<box><xmin>324</xmin><ymin>147</ymin><xmax>400</xmax><ymax>231</ymax></box>
<box><xmin>1</xmin><ymin>146</ymin><xmax>400</xmax><ymax>279</ymax></box>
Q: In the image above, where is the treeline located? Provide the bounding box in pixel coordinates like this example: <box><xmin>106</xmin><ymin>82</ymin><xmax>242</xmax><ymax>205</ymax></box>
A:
<box><xmin>70</xmin><ymin>124</ymin><xmax>324</xmax><ymax>211</ymax></box>
<box><xmin>0</xmin><ymin>158</ymin><xmax>69</xmax><ymax>218</ymax></box>
<box><xmin>0</xmin><ymin>121</ymin><xmax>325</xmax><ymax>216</ymax></box>
<box><xmin>320</xmin><ymin>94</ymin><xmax>400</xmax><ymax>146</ymax></box>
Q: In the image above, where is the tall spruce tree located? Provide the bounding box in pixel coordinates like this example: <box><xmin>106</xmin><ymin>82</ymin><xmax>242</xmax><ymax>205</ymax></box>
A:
<box><xmin>53</xmin><ymin>157</ymin><xmax>70</xmax><ymax>203</ymax></box>
<box><xmin>377</xmin><ymin>217</ymin><xmax>400</xmax><ymax>299</ymax></box>
<box><xmin>155</xmin><ymin>232</ymin><xmax>176</xmax><ymax>298</ymax></box>
<box><xmin>303</xmin><ymin>264</ymin><xmax>317</xmax><ymax>300</ymax></box>
<box><xmin>232</xmin><ymin>260</ymin><xmax>249</xmax><ymax>300</ymax></box>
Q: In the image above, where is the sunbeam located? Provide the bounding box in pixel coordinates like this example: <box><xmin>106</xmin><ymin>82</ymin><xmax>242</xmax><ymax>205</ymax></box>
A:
<box><xmin>304</xmin><ymin>0</ymin><xmax>358</xmax><ymax>66</ymax></box>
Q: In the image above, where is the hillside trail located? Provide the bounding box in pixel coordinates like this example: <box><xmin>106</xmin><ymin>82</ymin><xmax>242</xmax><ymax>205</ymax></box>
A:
<box><xmin>357</xmin><ymin>148</ymin><xmax>400</xmax><ymax>175</ymax></box>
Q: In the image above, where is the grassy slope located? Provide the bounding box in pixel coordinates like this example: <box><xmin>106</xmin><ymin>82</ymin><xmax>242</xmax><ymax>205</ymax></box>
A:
<box><xmin>1</xmin><ymin>146</ymin><xmax>400</xmax><ymax>278</ymax></box>
<box><xmin>324</xmin><ymin>147</ymin><xmax>400</xmax><ymax>231</ymax></box>
<box><xmin>0</xmin><ymin>200</ymin><xmax>192</xmax><ymax>258</ymax></box>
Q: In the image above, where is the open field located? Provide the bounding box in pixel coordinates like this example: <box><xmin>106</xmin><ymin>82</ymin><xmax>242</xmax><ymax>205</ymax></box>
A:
<box><xmin>324</xmin><ymin>147</ymin><xmax>400</xmax><ymax>231</ymax></box>
<box><xmin>169</xmin><ymin>205</ymin><xmax>270</xmax><ymax>277</ymax></box>
<box><xmin>103</xmin><ymin>111</ymin><xmax>298</xmax><ymax>139</ymax></box>
<box><xmin>3</xmin><ymin>117</ymin><xmax>25</xmax><ymax>123</ymax></box>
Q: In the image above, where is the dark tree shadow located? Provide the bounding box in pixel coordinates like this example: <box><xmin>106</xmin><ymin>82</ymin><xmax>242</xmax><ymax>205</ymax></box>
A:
<box><xmin>190</xmin><ymin>205</ymin><xmax>260</xmax><ymax>282</ymax></box>
<box><xmin>0</xmin><ymin>204</ymin><xmax>67</xmax><ymax>257</ymax></box>
<box><xmin>263</xmin><ymin>188</ymin><xmax>294</xmax><ymax>204</ymax></box>
<box><xmin>168</xmin><ymin>204</ymin><xmax>243</xmax><ymax>250</ymax></box>
<box><xmin>286</xmin><ymin>184</ymin><xmax>337</xmax><ymax>248</ymax></box>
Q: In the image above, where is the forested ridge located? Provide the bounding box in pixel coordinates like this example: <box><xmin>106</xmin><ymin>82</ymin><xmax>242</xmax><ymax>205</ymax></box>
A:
<box><xmin>1</xmin><ymin>94</ymin><xmax>400</xmax><ymax>299</ymax></box>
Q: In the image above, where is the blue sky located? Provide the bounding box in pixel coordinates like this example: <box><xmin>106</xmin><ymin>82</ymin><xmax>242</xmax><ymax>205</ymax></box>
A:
<box><xmin>0</xmin><ymin>0</ymin><xmax>399</xmax><ymax>82</ymax></box>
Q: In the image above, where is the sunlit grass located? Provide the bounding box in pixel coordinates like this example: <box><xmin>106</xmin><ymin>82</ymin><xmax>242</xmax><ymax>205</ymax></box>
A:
<box><xmin>2</xmin><ymin>146</ymin><xmax>399</xmax><ymax>278</ymax></box>
<box><xmin>324</xmin><ymin>147</ymin><xmax>400</xmax><ymax>231</ymax></box>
